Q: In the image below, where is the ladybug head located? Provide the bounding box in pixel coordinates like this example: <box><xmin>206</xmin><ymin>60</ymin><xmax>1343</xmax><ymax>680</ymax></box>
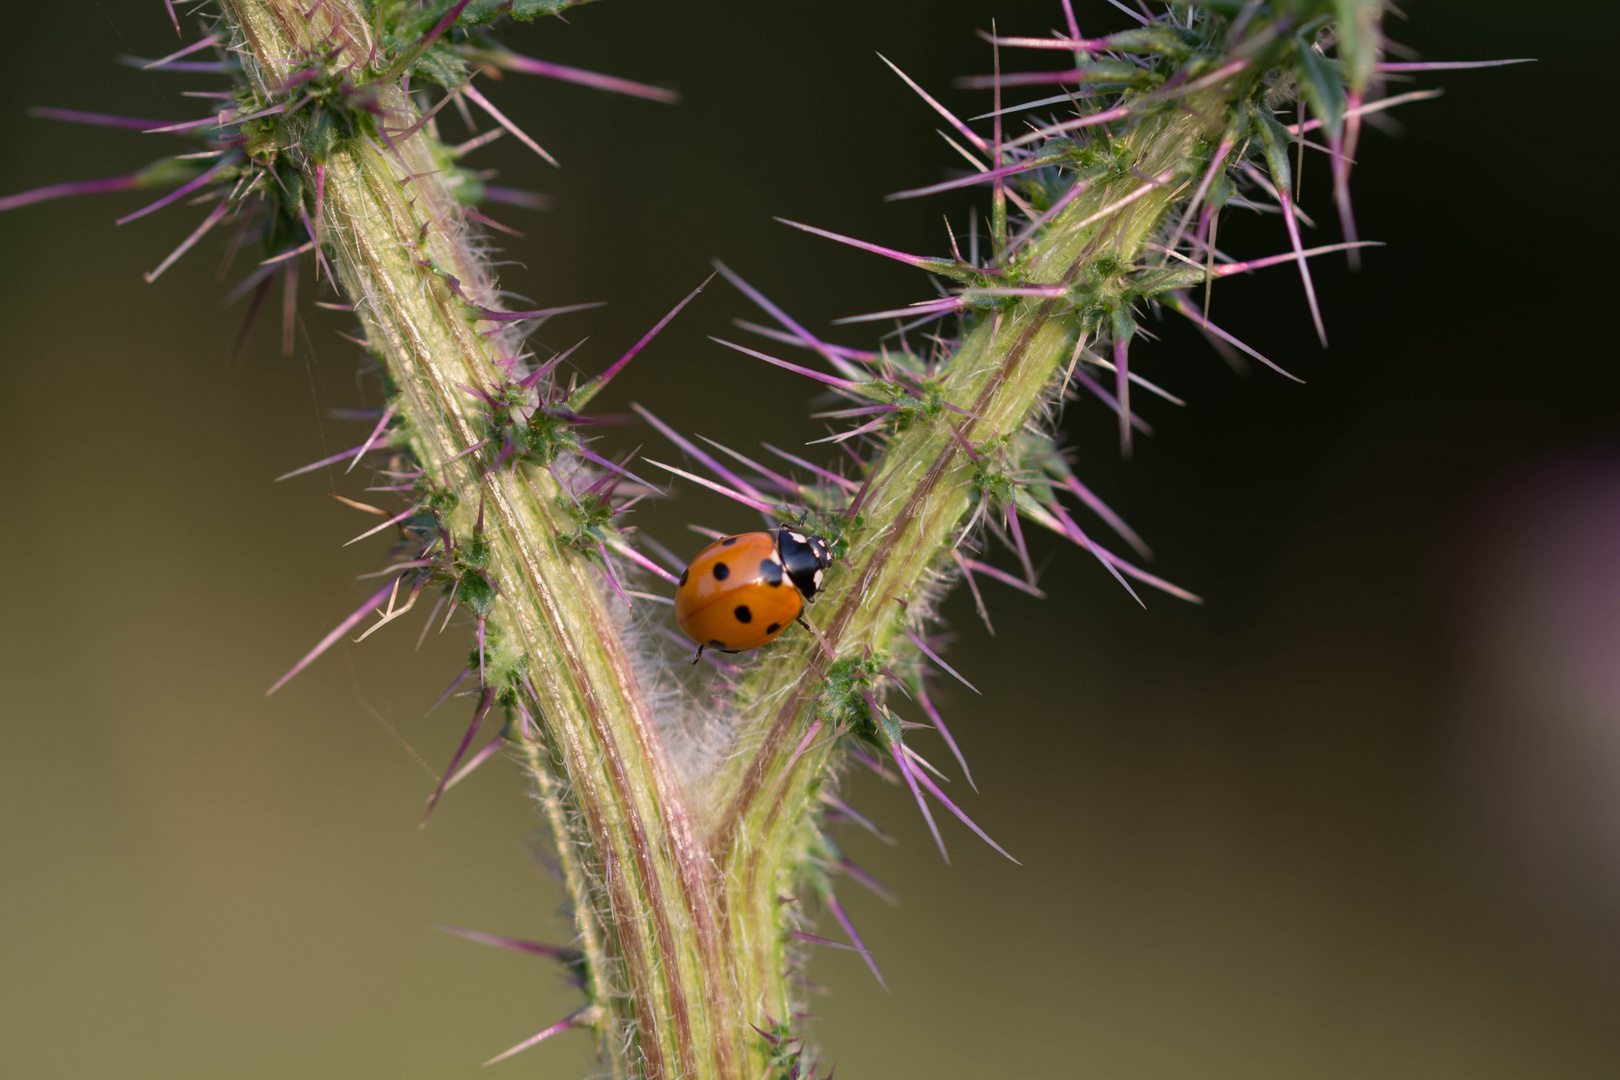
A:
<box><xmin>776</xmin><ymin>524</ymin><xmax>834</xmax><ymax>600</ymax></box>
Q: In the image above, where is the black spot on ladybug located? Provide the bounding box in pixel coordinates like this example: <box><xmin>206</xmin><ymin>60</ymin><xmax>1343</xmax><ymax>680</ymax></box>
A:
<box><xmin>722</xmin><ymin>536</ymin><xmax>738</xmax><ymax>546</ymax></box>
<box><xmin>713</xmin><ymin>562</ymin><xmax>730</xmax><ymax>581</ymax></box>
<box><xmin>708</xmin><ymin>639</ymin><xmax>725</xmax><ymax>649</ymax></box>
<box><xmin>734</xmin><ymin>605</ymin><xmax>752</xmax><ymax>624</ymax></box>
<box><xmin>678</xmin><ymin>568</ymin><xmax>688</xmax><ymax>586</ymax></box>
<box><xmin>766</xmin><ymin>622</ymin><xmax>781</xmax><ymax>634</ymax></box>
<box><xmin>759</xmin><ymin>558</ymin><xmax>783</xmax><ymax>586</ymax></box>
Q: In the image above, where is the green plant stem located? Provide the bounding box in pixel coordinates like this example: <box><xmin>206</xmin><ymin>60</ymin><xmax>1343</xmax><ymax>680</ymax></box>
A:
<box><xmin>222</xmin><ymin>4</ymin><xmax>740</xmax><ymax>1078</ymax></box>
<box><xmin>709</xmin><ymin>102</ymin><xmax>1226</xmax><ymax>1026</ymax></box>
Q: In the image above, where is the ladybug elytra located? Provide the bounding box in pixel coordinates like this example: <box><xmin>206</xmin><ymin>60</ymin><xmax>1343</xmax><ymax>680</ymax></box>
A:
<box><xmin>674</xmin><ymin>524</ymin><xmax>834</xmax><ymax>660</ymax></box>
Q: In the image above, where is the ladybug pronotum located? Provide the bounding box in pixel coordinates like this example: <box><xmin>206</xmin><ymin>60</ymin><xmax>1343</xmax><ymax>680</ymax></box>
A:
<box><xmin>674</xmin><ymin>524</ymin><xmax>834</xmax><ymax>661</ymax></box>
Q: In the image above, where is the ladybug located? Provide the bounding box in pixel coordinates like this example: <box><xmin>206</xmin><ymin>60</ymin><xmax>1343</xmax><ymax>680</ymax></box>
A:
<box><xmin>675</xmin><ymin>523</ymin><xmax>834</xmax><ymax>661</ymax></box>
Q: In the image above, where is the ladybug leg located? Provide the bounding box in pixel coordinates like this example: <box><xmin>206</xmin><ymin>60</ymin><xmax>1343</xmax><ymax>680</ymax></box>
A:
<box><xmin>795</xmin><ymin>615</ymin><xmax>813</xmax><ymax>633</ymax></box>
<box><xmin>691</xmin><ymin>643</ymin><xmax>705</xmax><ymax>666</ymax></box>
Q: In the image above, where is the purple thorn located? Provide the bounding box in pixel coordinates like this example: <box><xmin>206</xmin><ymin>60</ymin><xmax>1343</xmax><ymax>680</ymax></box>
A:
<box><xmin>1069</xmin><ymin>365</ymin><xmax>1153</xmax><ymax>434</ymax></box>
<box><xmin>347</xmin><ymin>404</ymin><xmax>396</xmax><ymax>473</ymax></box>
<box><xmin>916</xmin><ymin>681</ymin><xmax>975</xmax><ymax>791</ymax></box>
<box><xmin>575</xmin><ymin>445</ymin><xmax>662</xmax><ymax>492</ymax></box>
<box><xmin>412</xmin><ymin>0</ymin><xmax>473</xmax><ymax>61</ymax></box>
<box><xmin>1060</xmin><ymin>0</ymin><xmax>1082</xmax><ymax>38</ymax></box>
<box><xmin>1379</xmin><ymin>58</ymin><xmax>1535</xmax><ymax>72</ymax></box>
<box><xmin>1041</xmin><ymin>499</ymin><xmax>1144</xmax><ymax>606</ymax></box>
<box><xmin>431</xmin><ymin>922</ymin><xmax>576</xmax><ymax>959</ymax></box>
<box><xmin>1206</xmin><ymin>241</ymin><xmax>1383</xmax><ymax>279</ymax></box>
<box><xmin>832</xmin><ymin>296</ymin><xmax>965</xmax><ymax>326</ymax></box>
<box><xmin>481</xmin><ymin>185</ymin><xmax>552</xmax><ymax>211</ymax></box>
<box><xmin>115</xmin><ymin>154</ymin><xmax>237</xmax><ymax>227</ymax></box>
<box><xmin>1114</xmin><ymin>333</ymin><xmax>1133</xmax><ymax>457</ymax></box>
<box><xmin>712</xmin><ymin>260</ymin><xmax>871</xmax><ymax>382</ymax></box>
<box><xmin>455</xmin><ymin>381</ymin><xmax>501</xmax><ymax>407</ymax></box>
<box><xmin>296</xmin><ymin>204</ymin><xmax>334</xmax><ymax>282</ymax></box>
<box><xmin>750</xmin><ymin>1024</ymin><xmax>782</xmax><ymax>1046</ymax></box>
<box><xmin>581</xmin><ymin>274</ymin><xmax>712</xmax><ymax>399</ymax></box>
<box><xmin>162</xmin><ymin>0</ymin><xmax>179</xmax><ymax>33</ymax></box>
<box><xmin>1331</xmin><ymin>98</ymin><xmax>1359</xmax><ymax>269</ymax></box>
<box><xmin>1042</xmin><ymin>501</ymin><xmax>1201</xmax><ymax>604</ymax></box>
<box><xmin>807</xmin><ymin>416</ymin><xmax>890</xmax><ymax>446</ymax></box>
<box><xmin>888</xmin><ymin>732</ymin><xmax>948</xmax><ymax>863</ymax></box>
<box><xmin>142</xmin><ymin>32</ymin><xmax>223</xmax><ymax>68</ymax></box>
<box><xmin>603</xmin><ymin>538</ymin><xmax>682</xmax><ymax>586</ymax></box>
<box><xmin>631</xmin><ymin>403</ymin><xmax>774</xmax><ymax>503</ymax></box>
<box><xmin>824</xmin><ymin>893</ymin><xmax>887</xmax><ymax>990</ymax></box>
<box><xmin>709</xmin><ymin>337</ymin><xmax>871</xmax><ymax>394</ymax></box>
<box><xmin>443</xmin><ymin>731</ymin><xmax>505</xmax><ymax>793</ymax></box>
<box><xmin>902</xmin><ymin>745</ymin><xmax>1018</xmax><ymax>863</ymax></box>
<box><xmin>774</xmin><ymin>217</ymin><xmax>951</xmax><ymax>269</ymax></box>
<box><xmin>789</xmin><ymin>932</ymin><xmax>869</xmax><ymax>954</ymax></box>
<box><xmin>382</xmin><ymin>87</ymin><xmax>463</xmax><ymax>143</ymax></box>
<box><xmin>144</xmin><ymin>197</ymin><xmax>232</xmax><ymax>283</ymax></box>
<box><xmin>954</xmin><ymin>550</ymin><xmax>994</xmax><ymax>635</ymax></box>
<box><xmin>959</xmin><ymin>557</ymin><xmax>1045</xmax><ymax>598</ymax></box>
<box><xmin>473</xmin><ymin>300</ymin><xmax>604</xmax><ymax>323</ymax></box>
<box><xmin>904</xmin><ymin>628</ymin><xmax>979</xmax><ymax>695</ymax></box>
<box><xmin>820</xmin><ymin>793</ymin><xmax>896</xmax><ymax>845</ymax></box>
<box><xmin>423</xmin><ymin>689</ymin><xmax>494</xmax><ymax>826</ymax></box>
<box><xmin>141</xmin><ymin>104</ymin><xmax>280</xmax><ymax>135</ymax></box>
<box><xmin>28</xmin><ymin>107</ymin><xmax>171</xmax><ymax>131</ymax></box>
<box><xmin>595</xmin><ymin>544</ymin><xmax>634</xmax><ymax>608</ymax></box>
<box><xmin>481</xmin><ymin>1008</ymin><xmax>588</xmax><ymax>1068</ymax></box>
<box><xmin>1002</xmin><ymin>100</ymin><xmax>1132</xmax><ymax>151</ymax></box>
<box><xmin>1163</xmin><ymin>291</ymin><xmax>1302</xmax><ymax>383</ymax></box>
<box><xmin>465</xmin><ymin>206</ymin><xmax>523</xmax><ymax>237</ymax></box>
<box><xmin>1058</xmin><ymin>475</ymin><xmax>1150</xmax><ymax>560</ymax></box>
<box><xmin>0</xmin><ymin>173</ymin><xmax>148</xmax><ymax>214</ymax></box>
<box><xmin>461</xmin><ymin>83</ymin><xmax>559</xmax><ymax>168</ymax></box>
<box><xmin>885</xmin><ymin>154</ymin><xmax>1054</xmax><ymax>203</ymax></box>
<box><xmin>849</xmin><ymin>746</ymin><xmax>900</xmax><ymax>784</ymax></box>
<box><xmin>904</xmin><ymin>744</ymin><xmax>952</xmax><ymax>784</ymax></box>
<box><xmin>837</xmin><ymin>857</ymin><xmax>900</xmax><ymax>906</ymax></box>
<box><xmin>1259</xmin><ymin>167</ymin><xmax>1326</xmax><ymax>347</ymax></box>
<box><xmin>442</xmin><ymin>438</ymin><xmax>491</xmax><ymax>466</ymax></box>
<box><xmin>875</xmin><ymin>52</ymin><xmax>989</xmax><ymax>154</ymax></box>
<box><xmin>762</xmin><ymin>443</ymin><xmax>861</xmax><ymax>493</ymax></box>
<box><xmin>810</xmin><ymin>404</ymin><xmax>903</xmax><ymax>420</ymax></box>
<box><xmin>427</xmin><ymin>668</ymin><xmax>473</xmax><ymax>717</ymax></box>
<box><xmin>960</xmin><ymin>65</ymin><xmax>1145</xmax><ymax>89</ymax></box>
<box><xmin>1287</xmin><ymin>89</ymin><xmax>1445</xmax><ymax>138</ymax></box>
<box><xmin>773</xmin><ymin>719</ymin><xmax>825</xmax><ymax>792</ymax></box>
<box><xmin>734</xmin><ymin>320</ymin><xmax>877</xmax><ymax>365</ymax></box>
<box><xmin>1003</xmin><ymin>503</ymin><xmax>1037</xmax><ymax>588</ymax></box>
<box><xmin>475</xmin><ymin>48</ymin><xmax>680</xmax><ymax>103</ymax></box>
<box><xmin>628</xmin><ymin>531</ymin><xmax>686</xmax><ymax>575</ymax></box>
<box><xmin>343</xmin><ymin>503</ymin><xmax>423</xmax><ymax>547</ymax></box>
<box><xmin>521</xmin><ymin>337</ymin><xmax>587</xmax><ymax>388</ymax></box>
<box><xmin>125</xmin><ymin>59</ymin><xmax>230</xmax><ymax>75</ymax></box>
<box><xmin>275</xmin><ymin>442</ymin><xmax>381</xmax><ymax>482</ymax></box>
<box><xmin>266</xmin><ymin>578</ymin><xmax>401</xmax><ymax>694</ymax></box>
<box><xmin>977</xmin><ymin>32</ymin><xmax>1107</xmax><ymax>51</ymax></box>
<box><xmin>476</xmin><ymin>616</ymin><xmax>487</xmax><ymax>685</ymax></box>
<box><xmin>696</xmin><ymin>436</ymin><xmax>802</xmax><ymax>495</ymax></box>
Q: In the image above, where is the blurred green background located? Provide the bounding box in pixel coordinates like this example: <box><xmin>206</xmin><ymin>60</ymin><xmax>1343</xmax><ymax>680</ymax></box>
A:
<box><xmin>4</xmin><ymin>1</ymin><xmax>1620</xmax><ymax>1076</ymax></box>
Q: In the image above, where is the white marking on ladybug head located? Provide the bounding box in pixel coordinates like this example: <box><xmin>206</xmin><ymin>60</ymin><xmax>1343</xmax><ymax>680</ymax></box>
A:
<box><xmin>813</xmin><ymin>568</ymin><xmax>824</xmax><ymax>588</ymax></box>
<box><xmin>789</xmin><ymin>531</ymin><xmax>807</xmax><ymax>544</ymax></box>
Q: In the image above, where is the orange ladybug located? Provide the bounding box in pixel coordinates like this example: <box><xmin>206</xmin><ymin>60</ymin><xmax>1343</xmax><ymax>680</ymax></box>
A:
<box><xmin>675</xmin><ymin>524</ymin><xmax>834</xmax><ymax>660</ymax></box>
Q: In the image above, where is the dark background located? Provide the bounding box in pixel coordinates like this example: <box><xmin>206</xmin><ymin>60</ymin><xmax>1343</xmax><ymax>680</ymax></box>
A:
<box><xmin>4</xmin><ymin>1</ymin><xmax>1619</xmax><ymax>1076</ymax></box>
